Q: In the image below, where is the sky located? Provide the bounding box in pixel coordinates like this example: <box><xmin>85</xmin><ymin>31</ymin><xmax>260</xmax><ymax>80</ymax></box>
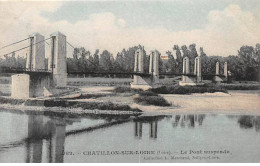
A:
<box><xmin>0</xmin><ymin>0</ymin><xmax>260</xmax><ymax>58</ymax></box>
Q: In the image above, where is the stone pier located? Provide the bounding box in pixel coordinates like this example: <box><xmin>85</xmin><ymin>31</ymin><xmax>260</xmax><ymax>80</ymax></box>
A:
<box><xmin>224</xmin><ymin>62</ymin><xmax>228</xmax><ymax>79</ymax></box>
<box><xmin>213</xmin><ymin>61</ymin><xmax>224</xmax><ymax>83</ymax></box>
<box><xmin>11</xmin><ymin>32</ymin><xmax>68</xmax><ymax>99</ymax></box>
<box><xmin>131</xmin><ymin>47</ymin><xmax>151</xmax><ymax>90</ymax></box>
<box><xmin>11</xmin><ymin>74</ymin><xmax>51</xmax><ymax>99</ymax></box>
<box><xmin>131</xmin><ymin>48</ymin><xmax>162</xmax><ymax>90</ymax></box>
<box><xmin>194</xmin><ymin>56</ymin><xmax>202</xmax><ymax>82</ymax></box>
<box><xmin>11</xmin><ymin>32</ymin><xmax>52</xmax><ymax>99</ymax></box>
<box><xmin>149</xmin><ymin>50</ymin><xmax>160</xmax><ymax>85</ymax></box>
<box><xmin>179</xmin><ymin>56</ymin><xmax>203</xmax><ymax>86</ymax></box>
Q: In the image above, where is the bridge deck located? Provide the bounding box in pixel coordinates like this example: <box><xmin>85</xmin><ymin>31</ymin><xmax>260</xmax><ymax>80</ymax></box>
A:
<box><xmin>0</xmin><ymin>67</ymin><xmax>225</xmax><ymax>78</ymax></box>
<box><xmin>0</xmin><ymin>67</ymin><xmax>51</xmax><ymax>76</ymax></box>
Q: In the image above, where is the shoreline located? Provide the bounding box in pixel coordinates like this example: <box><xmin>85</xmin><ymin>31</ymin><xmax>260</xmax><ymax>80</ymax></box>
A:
<box><xmin>0</xmin><ymin>87</ymin><xmax>260</xmax><ymax>116</ymax></box>
<box><xmin>0</xmin><ymin>89</ymin><xmax>259</xmax><ymax>116</ymax></box>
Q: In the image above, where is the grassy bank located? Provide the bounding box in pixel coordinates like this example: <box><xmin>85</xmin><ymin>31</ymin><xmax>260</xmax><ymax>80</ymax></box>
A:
<box><xmin>112</xmin><ymin>88</ymin><xmax>171</xmax><ymax>106</ymax></box>
<box><xmin>0</xmin><ymin>97</ymin><xmax>142</xmax><ymax>112</ymax></box>
<box><xmin>134</xmin><ymin>91</ymin><xmax>171</xmax><ymax>107</ymax></box>
<box><xmin>217</xmin><ymin>84</ymin><xmax>260</xmax><ymax>90</ymax></box>
<box><xmin>150</xmin><ymin>85</ymin><xmax>228</xmax><ymax>94</ymax></box>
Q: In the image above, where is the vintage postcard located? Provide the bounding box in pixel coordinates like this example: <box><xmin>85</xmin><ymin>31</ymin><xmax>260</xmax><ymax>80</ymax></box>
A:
<box><xmin>0</xmin><ymin>0</ymin><xmax>259</xmax><ymax>163</ymax></box>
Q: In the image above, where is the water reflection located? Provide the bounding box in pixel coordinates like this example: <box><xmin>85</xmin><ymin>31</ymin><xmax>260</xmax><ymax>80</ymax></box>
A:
<box><xmin>238</xmin><ymin>115</ymin><xmax>260</xmax><ymax>131</ymax></box>
<box><xmin>134</xmin><ymin>116</ymin><xmax>165</xmax><ymax>139</ymax></box>
<box><xmin>24</xmin><ymin>113</ymin><xmax>135</xmax><ymax>162</ymax></box>
<box><xmin>172</xmin><ymin>114</ymin><xmax>206</xmax><ymax>128</ymax></box>
<box><xmin>25</xmin><ymin>114</ymin><xmax>66</xmax><ymax>163</ymax></box>
<box><xmin>1</xmin><ymin>110</ymin><xmax>260</xmax><ymax>163</ymax></box>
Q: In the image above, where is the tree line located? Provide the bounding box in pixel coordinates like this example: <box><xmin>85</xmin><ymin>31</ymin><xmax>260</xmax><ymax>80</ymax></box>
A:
<box><xmin>0</xmin><ymin>44</ymin><xmax>259</xmax><ymax>81</ymax></box>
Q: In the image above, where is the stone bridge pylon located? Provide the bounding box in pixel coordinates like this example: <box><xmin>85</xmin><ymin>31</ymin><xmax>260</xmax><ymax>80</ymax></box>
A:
<box><xmin>130</xmin><ymin>46</ymin><xmax>161</xmax><ymax>90</ymax></box>
<box><xmin>213</xmin><ymin>61</ymin><xmax>228</xmax><ymax>83</ymax></box>
<box><xmin>179</xmin><ymin>56</ymin><xmax>204</xmax><ymax>86</ymax></box>
<box><xmin>11</xmin><ymin>32</ymin><xmax>68</xmax><ymax>99</ymax></box>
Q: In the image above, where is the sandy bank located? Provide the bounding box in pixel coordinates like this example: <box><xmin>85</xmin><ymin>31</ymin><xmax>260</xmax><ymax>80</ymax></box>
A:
<box><xmin>135</xmin><ymin>91</ymin><xmax>260</xmax><ymax>115</ymax></box>
<box><xmin>78</xmin><ymin>87</ymin><xmax>260</xmax><ymax>115</ymax></box>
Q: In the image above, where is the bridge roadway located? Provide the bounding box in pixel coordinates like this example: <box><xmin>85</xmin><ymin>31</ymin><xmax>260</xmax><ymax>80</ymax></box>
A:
<box><xmin>0</xmin><ymin>66</ymin><xmax>225</xmax><ymax>78</ymax></box>
<box><xmin>0</xmin><ymin>67</ymin><xmax>51</xmax><ymax>76</ymax></box>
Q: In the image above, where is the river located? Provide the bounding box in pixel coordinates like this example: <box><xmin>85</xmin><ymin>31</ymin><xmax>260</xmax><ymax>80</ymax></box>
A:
<box><xmin>0</xmin><ymin>109</ymin><xmax>259</xmax><ymax>163</ymax></box>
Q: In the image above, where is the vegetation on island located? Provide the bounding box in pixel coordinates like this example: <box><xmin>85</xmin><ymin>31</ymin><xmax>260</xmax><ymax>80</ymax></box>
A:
<box><xmin>133</xmin><ymin>91</ymin><xmax>171</xmax><ymax>107</ymax></box>
<box><xmin>0</xmin><ymin>96</ymin><xmax>142</xmax><ymax>112</ymax></box>
<box><xmin>150</xmin><ymin>85</ymin><xmax>228</xmax><ymax>95</ymax></box>
<box><xmin>113</xmin><ymin>87</ymin><xmax>172</xmax><ymax>107</ymax></box>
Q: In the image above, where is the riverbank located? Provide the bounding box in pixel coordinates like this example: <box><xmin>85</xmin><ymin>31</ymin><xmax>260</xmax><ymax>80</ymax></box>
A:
<box><xmin>74</xmin><ymin>86</ymin><xmax>260</xmax><ymax>116</ymax></box>
<box><xmin>0</xmin><ymin>85</ymin><xmax>259</xmax><ymax>116</ymax></box>
<box><xmin>134</xmin><ymin>90</ymin><xmax>260</xmax><ymax>116</ymax></box>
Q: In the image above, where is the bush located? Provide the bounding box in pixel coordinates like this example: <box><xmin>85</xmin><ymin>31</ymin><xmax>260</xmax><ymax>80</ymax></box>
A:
<box><xmin>134</xmin><ymin>95</ymin><xmax>171</xmax><ymax>107</ymax></box>
<box><xmin>138</xmin><ymin>91</ymin><xmax>157</xmax><ymax>96</ymax></box>
<box><xmin>151</xmin><ymin>85</ymin><xmax>227</xmax><ymax>94</ymax></box>
<box><xmin>0</xmin><ymin>97</ymin><xmax>25</xmax><ymax>105</ymax></box>
<box><xmin>67</xmin><ymin>94</ymin><xmax>108</xmax><ymax>100</ymax></box>
<box><xmin>218</xmin><ymin>84</ymin><xmax>260</xmax><ymax>90</ymax></box>
<box><xmin>113</xmin><ymin>87</ymin><xmax>143</xmax><ymax>93</ymax></box>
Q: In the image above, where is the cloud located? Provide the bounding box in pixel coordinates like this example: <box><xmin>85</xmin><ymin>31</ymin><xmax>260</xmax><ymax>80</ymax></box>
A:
<box><xmin>0</xmin><ymin>2</ymin><xmax>259</xmax><ymax>58</ymax></box>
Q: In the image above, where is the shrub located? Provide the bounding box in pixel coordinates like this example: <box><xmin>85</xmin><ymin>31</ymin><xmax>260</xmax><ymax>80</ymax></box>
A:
<box><xmin>0</xmin><ymin>97</ymin><xmax>25</xmax><ymax>105</ymax></box>
<box><xmin>151</xmin><ymin>85</ymin><xmax>227</xmax><ymax>94</ymax></box>
<box><xmin>218</xmin><ymin>84</ymin><xmax>260</xmax><ymax>90</ymax></box>
<box><xmin>67</xmin><ymin>94</ymin><xmax>108</xmax><ymax>100</ymax></box>
<box><xmin>134</xmin><ymin>95</ymin><xmax>171</xmax><ymax>107</ymax></box>
<box><xmin>138</xmin><ymin>91</ymin><xmax>157</xmax><ymax>96</ymax></box>
<box><xmin>113</xmin><ymin>87</ymin><xmax>143</xmax><ymax>93</ymax></box>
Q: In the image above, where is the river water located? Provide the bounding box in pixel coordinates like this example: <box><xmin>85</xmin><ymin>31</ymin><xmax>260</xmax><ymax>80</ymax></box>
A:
<box><xmin>0</xmin><ymin>109</ymin><xmax>259</xmax><ymax>163</ymax></box>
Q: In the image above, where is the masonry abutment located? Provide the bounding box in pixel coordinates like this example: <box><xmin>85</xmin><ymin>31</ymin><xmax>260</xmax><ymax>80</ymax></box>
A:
<box><xmin>131</xmin><ymin>48</ymin><xmax>161</xmax><ymax>90</ymax></box>
<box><xmin>11</xmin><ymin>32</ymin><xmax>68</xmax><ymax>99</ymax></box>
<box><xmin>179</xmin><ymin>56</ymin><xmax>203</xmax><ymax>86</ymax></box>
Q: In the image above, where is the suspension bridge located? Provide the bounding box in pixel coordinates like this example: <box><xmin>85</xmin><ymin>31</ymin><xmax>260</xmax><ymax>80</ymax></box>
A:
<box><xmin>0</xmin><ymin>32</ymin><xmax>229</xmax><ymax>98</ymax></box>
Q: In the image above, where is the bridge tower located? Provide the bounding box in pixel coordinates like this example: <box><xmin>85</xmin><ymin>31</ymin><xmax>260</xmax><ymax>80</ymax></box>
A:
<box><xmin>194</xmin><ymin>56</ymin><xmax>202</xmax><ymax>82</ymax></box>
<box><xmin>149</xmin><ymin>50</ymin><xmax>160</xmax><ymax>84</ymax></box>
<box><xmin>131</xmin><ymin>47</ymin><xmax>162</xmax><ymax>90</ymax></box>
<box><xmin>213</xmin><ymin>61</ymin><xmax>224</xmax><ymax>83</ymax></box>
<box><xmin>131</xmin><ymin>47</ymin><xmax>149</xmax><ymax>89</ymax></box>
<box><xmin>26</xmin><ymin>33</ymin><xmax>45</xmax><ymax>70</ymax></box>
<box><xmin>179</xmin><ymin>56</ymin><xmax>204</xmax><ymax>86</ymax></box>
<box><xmin>183</xmin><ymin>57</ymin><xmax>190</xmax><ymax>75</ymax></box>
<box><xmin>12</xmin><ymin>33</ymin><xmax>50</xmax><ymax>99</ymax></box>
<box><xmin>48</xmin><ymin>32</ymin><xmax>67</xmax><ymax>87</ymax></box>
<box><xmin>224</xmin><ymin>62</ymin><xmax>228</xmax><ymax>79</ymax></box>
<box><xmin>134</xmin><ymin>46</ymin><xmax>144</xmax><ymax>73</ymax></box>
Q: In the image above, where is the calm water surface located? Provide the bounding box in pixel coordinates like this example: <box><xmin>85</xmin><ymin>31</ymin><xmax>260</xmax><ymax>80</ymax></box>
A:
<box><xmin>0</xmin><ymin>109</ymin><xmax>259</xmax><ymax>163</ymax></box>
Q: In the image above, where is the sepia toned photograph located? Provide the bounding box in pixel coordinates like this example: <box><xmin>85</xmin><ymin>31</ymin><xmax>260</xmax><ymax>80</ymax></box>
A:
<box><xmin>0</xmin><ymin>0</ymin><xmax>259</xmax><ymax>163</ymax></box>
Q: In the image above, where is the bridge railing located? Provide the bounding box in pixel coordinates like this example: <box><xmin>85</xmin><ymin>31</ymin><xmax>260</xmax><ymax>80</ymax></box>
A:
<box><xmin>0</xmin><ymin>66</ymin><xmax>51</xmax><ymax>73</ymax></box>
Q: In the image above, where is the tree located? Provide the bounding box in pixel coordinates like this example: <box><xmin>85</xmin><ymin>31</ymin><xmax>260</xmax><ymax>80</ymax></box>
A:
<box><xmin>237</xmin><ymin>45</ymin><xmax>258</xmax><ymax>80</ymax></box>
<box><xmin>165</xmin><ymin>50</ymin><xmax>175</xmax><ymax>72</ymax></box>
<box><xmin>99</xmin><ymin>50</ymin><xmax>114</xmax><ymax>71</ymax></box>
<box><xmin>173</xmin><ymin>45</ymin><xmax>182</xmax><ymax>73</ymax></box>
<box><xmin>93</xmin><ymin>49</ymin><xmax>100</xmax><ymax>71</ymax></box>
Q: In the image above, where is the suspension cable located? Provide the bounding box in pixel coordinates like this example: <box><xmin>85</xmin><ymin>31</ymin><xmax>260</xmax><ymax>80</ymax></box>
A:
<box><xmin>0</xmin><ymin>37</ymin><xmax>51</xmax><ymax>57</ymax></box>
<box><xmin>0</xmin><ymin>37</ymin><xmax>30</xmax><ymax>50</ymax></box>
<box><xmin>66</xmin><ymin>41</ymin><xmax>102</xmax><ymax>70</ymax></box>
